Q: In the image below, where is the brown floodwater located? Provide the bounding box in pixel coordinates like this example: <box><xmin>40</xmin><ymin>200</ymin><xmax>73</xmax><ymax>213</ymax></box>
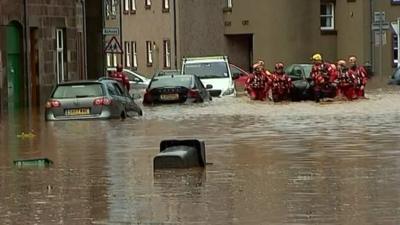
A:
<box><xmin>1</xmin><ymin>85</ymin><xmax>400</xmax><ymax>225</ymax></box>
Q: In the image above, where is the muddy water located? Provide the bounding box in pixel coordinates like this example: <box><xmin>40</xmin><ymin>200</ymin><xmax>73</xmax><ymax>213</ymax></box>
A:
<box><xmin>1</xmin><ymin>86</ymin><xmax>400</xmax><ymax>225</ymax></box>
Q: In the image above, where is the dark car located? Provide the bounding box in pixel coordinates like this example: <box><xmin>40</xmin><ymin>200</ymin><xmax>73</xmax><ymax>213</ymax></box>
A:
<box><xmin>143</xmin><ymin>75</ymin><xmax>212</xmax><ymax>105</ymax></box>
<box><xmin>388</xmin><ymin>67</ymin><xmax>400</xmax><ymax>85</ymax></box>
<box><xmin>45</xmin><ymin>79</ymin><xmax>143</xmax><ymax>121</ymax></box>
<box><xmin>285</xmin><ymin>64</ymin><xmax>315</xmax><ymax>101</ymax></box>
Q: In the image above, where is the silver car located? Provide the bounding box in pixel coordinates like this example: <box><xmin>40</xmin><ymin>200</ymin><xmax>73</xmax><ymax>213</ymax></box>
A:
<box><xmin>45</xmin><ymin>79</ymin><xmax>143</xmax><ymax>121</ymax></box>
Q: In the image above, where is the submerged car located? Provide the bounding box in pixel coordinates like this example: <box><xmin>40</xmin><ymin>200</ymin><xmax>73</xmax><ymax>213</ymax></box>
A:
<box><xmin>388</xmin><ymin>67</ymin><xmax>400</xmax><ymax>85</ymax></box>
<box><xmin>45</xmin><ymin>79</ymin><xmax>143</xmax><ymax>121</ymax></box>
<box><xmin>143</xmin><ymin>74</ymin><xmax>212</xmax><ymax>105</ymax></box>
<box><xmin>181</xmin><ymin>56</ymin><xmax>236</xmax><ymax>97</ymax></box>
<box><xmin>285</xmin><ymin>63</ymin><xmax>314</xmax><ymax>101</ymax></box>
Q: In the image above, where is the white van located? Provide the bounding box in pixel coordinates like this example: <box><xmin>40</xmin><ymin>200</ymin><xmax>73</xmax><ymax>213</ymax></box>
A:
<box><xmin>181</xmin><ymin>56</ymin><xmax>236</xmax><ymax>97</ymax></box>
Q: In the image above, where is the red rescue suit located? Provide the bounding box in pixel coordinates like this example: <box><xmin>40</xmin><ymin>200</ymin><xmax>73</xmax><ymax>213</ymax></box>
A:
<box><xmin>310</xmin><ymin>62</ymin><xmax>337</xmax><ymax>101</ymax></box>
<box><xmin>245</xmin><ymin>71</ymin><xmax>271</xmax><ymax>101</ymax></box>
<box><xmin>271</xmin><ymin>71</ymin><xmax>292</xmax><ymax>102</ymax></box>
<box><xmin>337</xmin><ymin>68</ymin><xmax>357</xmax><ymax>100</ymax></box>
<box><xmin>348</xmin><ymin>66</ymin><xmax>367</xmax><ymax>98</ymax></box>
<box><xmin>110</xmin><ymin>71</ymin><xmax>130</xmax><ymax>92</ymax></box>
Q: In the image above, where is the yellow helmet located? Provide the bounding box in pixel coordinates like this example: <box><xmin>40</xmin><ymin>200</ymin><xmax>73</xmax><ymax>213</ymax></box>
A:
<box><xmin>311</xmin><ymin>53</ymin><xmax>323</xmax><ymax>61</ymax></box>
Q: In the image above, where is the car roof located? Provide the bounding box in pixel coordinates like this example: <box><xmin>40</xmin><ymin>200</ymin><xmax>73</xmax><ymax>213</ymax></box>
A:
<box><xmin>183</xmin><ymin>56</ymin><xmax>228</xmax><ymax>63</ymax></box>
<box><xmin>152</xmin><ymin>74</ymin><xmax>195</xmax><ymax>80</ymax></box>
<box><xmin>57</xmin><ymin>80</ymin><xmax>101</xmax><ymax>86</ymax></box>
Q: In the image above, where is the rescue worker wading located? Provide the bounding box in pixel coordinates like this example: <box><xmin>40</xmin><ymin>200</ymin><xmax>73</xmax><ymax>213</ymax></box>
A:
<box><xmin>336</xmin><ymin>60</ymin><xmax>357</xmax><ymax>100</ymax></box>
<box><xmin>245</xmin><ymin>61</ymin><xmax>271</xmax><ymax>101</ymax></box>
<box><xmin>271</xmin><ymin>63</ymin><xmax>292</xmax><ymax>102</ymax></box>
<box><xmin>310</xmin><ymin>53</ymin><xmax>337</xmax><ymax>102</ymax></box>
<box><xmin>110</xmin><ymin>64</ymin><xmax>130</xmax><ymax>93</ymax></box>
<box><xmin>348</xmin><ymin>56</ymin><xmax>367</xmax><ymax>98</ymax></box>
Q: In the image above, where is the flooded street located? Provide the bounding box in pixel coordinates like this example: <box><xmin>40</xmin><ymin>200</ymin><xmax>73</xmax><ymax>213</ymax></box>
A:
<box><xmin>1</xmin><ymin>86</ymin><xmax>400</xmax><ymax>225</ymax></box>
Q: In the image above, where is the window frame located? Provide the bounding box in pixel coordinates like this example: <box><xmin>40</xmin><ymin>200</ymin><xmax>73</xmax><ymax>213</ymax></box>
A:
<box><xmin>56</xmin><ymin>28</ymin><xmax>65</xmax><ymax>84</ymax></box>
<box><xmin>162</xmin><ymin>0</ymin><xmax>170</xmax><ymax>12</ymax></box>
<box><xmin>146</xmin><ymin>41</ymin><xmax>153</xmax><ymax>67</ymax></box>
<box><xmin>130</xmin><ymin>0</ymin><xmax>136</xmax><ymax>13</ymax></box>
<box><xmin>123</xmin><ymin>0</ymin><xmax>130</xmax><ymax>13</ymax></box>
<box><xmin>145</xmin><ymin>0</ymin><xmax>151</xmax><ymax>9</ymax></box>
<box><xmin>132</xmin><ymin>41</ymin><xmax>138</xmax><ymax>69</ymax></box>
<box><xmin>125</xmin><ymin>41</ymin><xmax>131</xmax><ymax>67</ymax></box>
<box><xmin>320</xmin><ymin>2</ymin><xmax>335</xmax><ymax>31</ymax></box>
<box><xmin>163</xmin><ymin>39</ymin><xmax>171</xmax><ymax>68</ymax></box>
<box><xmin>227</xmin><ymin>0</ymin><xmax>232</xmax><ymax>8</ymax></box>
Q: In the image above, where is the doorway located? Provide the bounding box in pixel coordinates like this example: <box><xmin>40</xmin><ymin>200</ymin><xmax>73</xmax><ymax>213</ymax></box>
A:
<box><xmin>6</xmin><ymin>21</ymin><xmax>23</xmax><ymax>110</ymax></box>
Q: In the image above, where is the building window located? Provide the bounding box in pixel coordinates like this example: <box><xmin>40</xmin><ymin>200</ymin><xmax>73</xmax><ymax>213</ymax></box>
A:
<box><xmin>56</xmin><ymin>29</ymin><xmax>65</xmax><ymax>83</ymax></box>
<box><xmin>145</xmin><ymin>0</ymin><xmax>151</xmax><ymax>9</ymax></box>
<box><xmin>320</xmin><ymin>2</ymin><xmax>335</xmax><ymax>30</ymax></box>
<box><xmin>125</xmin><ymin>41</ymin><xmax>131</xmax><ymax>67</ymax></box>
<box><xmin>163</xmin><ymin>40</ymin><xmax>171</xmax><ymax>68</ymax></box>
<box><xmin>146</xmin><ymin>41</ymin><xmax>153</xmax><ymax>66</ymax></box>
<box><xmin>393</xmin><ymin>33</ymin><xmax>398</xmax><ymax>67</ymax></box>
<box><xmin>107</xmin><ymin>53</ymin><xmax>118</xmax><ymax>67</ymax></box>
<box><xmin>124</xmin><ymin>0</ymin><xmax>129</xmax><ymax>13</ymax></box>
<box><xmin>132</xmin><ymin>41</ymin><xmax>138</xmax><ymax>68</ymax></box>
<box><xmin>106</xmin><ymin>0</ymin><xmax>117</xmax><ymax>18</ymax></box>
<box><xmin>162</xmin><ymin>0</ymin><xmax>169</xmax><ymax>12</ymax></box>
<box><xmin>131</xmin><ymin>0</ymin><xmax>136</xmax><ymax>12</ymax></box>
<box><xmin>227</xmin><ymin>0</ymin><xmax>232</xmax><ymax>8</ymax></box>
<box><xmin>107</xmin><ymin>53</ymin><xmax>112</xmax><ymax>67</ymax></box>
<box><xmin>113</xmin><ymin>54</ymin><xmax>118</xmax><ymax>67</ymax></box>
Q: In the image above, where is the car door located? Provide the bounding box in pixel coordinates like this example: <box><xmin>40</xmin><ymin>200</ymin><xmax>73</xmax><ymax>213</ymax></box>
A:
<box><xmin>230</xmin><ymin>64</ymin><xmax>248</xmax><ymax>90</ymax></box>
<box><xmin>194</xmin><ymin>76</ymin><xmax>210</xmax><ymax>101</ymax></box>
<box><xmin>107</xmin><ymin>82</ymin><xmax>125</xmax><ymax>116</ymax></box>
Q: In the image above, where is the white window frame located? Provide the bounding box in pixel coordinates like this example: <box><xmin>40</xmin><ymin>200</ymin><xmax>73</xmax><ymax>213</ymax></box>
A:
<box><xmin>131</xmin><ymin>0</ymin><xmax>136</xmax><ymax>11</ymax></box>
<box><xmin>145</xmin><ymin>0</ymin><xmax>151</xmax><ymax>8</ymax></box>
<box><xmin>146</xmin><ymin>41</ymin><xmax>153</xmax><ymax>66</ymax></box>
<box><xmin>163</xmin><ymin>0</ymin><xmax>169</xmax><ymax>10</ymax></box>
<box><xmin>227</xmin><ymin>0</ymin><xmax>232</xmax><ymax>8</ymax></box>
<box><xmin>56</xmin><ymin>29</ymin><xmax>65</xmax><ymax>83</ymax></box>
<box><xmin>320</xmin><ymin>2</ymin><xmax>335</xmax><ymax>30</ymax></box>
<box><xmin>132</xmin><ymin>41</ymin><xmax>138</xmax><ymax>68</ymax></box>
<box><xmin>107</xmin><ymin>53</ymin><xmax>112</xmax><ymax>67</ymax></box>
<box><xmin>113</xmin><ymin>53</ymin><xmax>118</xmax><ymax>67</ymax></box>
<box><xmin>111</xmin><ymin>0</ymin><xmax>117</xmax><ymax>16</ymax></box>
<box><xmin>164</xmin><ymin>40</ymin><xmax>171</xmax><ymax>68</ymax></box>
<box><xmin>125</xmin><ymin>41</ymin><xmax>131</xmax><ymax>67</ymax></box>
<box><xmin>124</xmin><ymin>0</ymin><xmax>130</xmax><ymax>12</ymax></box>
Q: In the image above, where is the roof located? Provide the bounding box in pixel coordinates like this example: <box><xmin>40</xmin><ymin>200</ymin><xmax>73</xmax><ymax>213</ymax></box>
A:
<box><xmin>183</xmin><ymin>56</ymin><xmax>228</xmax><ymax>62</ymax></box>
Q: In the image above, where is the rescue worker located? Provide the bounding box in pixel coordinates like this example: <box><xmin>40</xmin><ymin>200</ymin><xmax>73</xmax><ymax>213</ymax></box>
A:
<box><xmin>348</xmin><ymin>56</ymin><xmax>367</xmax><ymax>98</ymax></box>
<box><xmin>271</xmin><ymin>62</ymin><xmax>292</xmax><ymax>102</ymax></box>
<box><xmin>310</xmin><ymin>53</ymin><xmax>337</xmax><ymax>102</ymax></box>
<box><xmin>110</xmin><ymin>64</ymin><xmax>130</xmax><ymax>92</ymax></box>
<box><xmin>245</xmin><ymin>61</ymin><xmax>271</xmax><ymax>101</ymax></box>
<box><xmin>336</xmin><ymin>60</ymin><xmax>356</xmax><ymax>100</ymax></box>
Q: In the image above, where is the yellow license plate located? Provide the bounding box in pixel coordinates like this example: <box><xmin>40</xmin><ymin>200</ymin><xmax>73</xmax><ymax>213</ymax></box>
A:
<box><xmin>65</xmin><ymin>108</ymin><xmax>90</xmax><ymax>116</ymax></box>
<box><xmin>160</xmin><ymin>94</ymin><xmax>179</xmax><ymax>101</ymax></box>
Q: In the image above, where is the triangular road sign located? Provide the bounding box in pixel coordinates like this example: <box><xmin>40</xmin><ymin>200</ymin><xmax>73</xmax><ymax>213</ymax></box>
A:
<box><xmin>105</xmin><ymin>36</ymin><xmax>123</xmax><ymax>54</ymax></box>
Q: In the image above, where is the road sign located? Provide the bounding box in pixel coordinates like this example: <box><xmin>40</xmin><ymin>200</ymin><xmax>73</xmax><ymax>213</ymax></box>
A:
<box><xmin>104</xmin><ymin>36</ymin><xmax>123</xmax><ymax>54</ymax></box>
<box><xmin>372</xmin><ymin>22</ymin><xmax>390</xmax><ymax>31</ymax></box>
<box><xmin>103</xmin><ymin>27</ymin><xmax>119</xmax><ymax>36</ymax></box>
<box><xmin>374</xmin><ymin>11</ymin><xmax>386</xmax><ymax>23</ymax></box>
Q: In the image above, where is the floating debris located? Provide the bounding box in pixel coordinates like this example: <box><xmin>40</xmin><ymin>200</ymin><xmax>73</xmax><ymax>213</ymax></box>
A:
<box><xmin>16</xmin><ymin>131</ymin><xmax>36</xmax><ymax>139</ymax></box>
<box><xmin>13</xmin><ymin>158</ymin><xmax>53</xmax><ymax>168</ymax></box>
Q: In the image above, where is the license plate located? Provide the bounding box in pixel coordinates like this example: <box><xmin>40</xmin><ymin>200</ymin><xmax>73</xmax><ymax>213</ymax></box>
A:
<box><xmin>160</xmin><ymin>94</ymin><xmax>179</xmax><ymax>101</ymax></box>
<box><xmin>65</xmin><ymin>108</ymin><xmax>90</xmax><ymax>116</ymax></box>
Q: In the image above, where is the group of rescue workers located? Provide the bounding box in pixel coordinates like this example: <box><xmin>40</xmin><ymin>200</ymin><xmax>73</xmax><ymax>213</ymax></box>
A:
<box><xmin>245</xmin><ymin>53</ymin><xmax>368</xmax><ymax>102</ymax></box>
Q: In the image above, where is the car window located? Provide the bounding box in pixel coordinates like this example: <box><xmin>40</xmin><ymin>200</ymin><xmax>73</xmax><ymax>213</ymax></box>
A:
<box><xmin>125</xmin><ymin>72</ymin><xmax>142</xmax><ymax>82</ymax></box>
<box><xmin>230</xmin><ymin>65</ymin><xmax>241</xmax><ymax>75</ymax></box>
<box><xmin>52</xmin><ymin>84</ymin><xmax>103</xmax><ymax>98</ymax></box>
<box><xmin>183</xmin><ymin>62</ymin><xmax>229</xmax><ymax>78</ymax></box>
<box><xmin>149</xmin><ymin>76</ymin><xmax>192</xmax><ymax>89</ymax></box>
<box><xmin>112</xmin><ymin>83</ymin><xmax>124</xmax><ymax>96</ymax></box>
<box><xmin>107</xmin><ymin>83</ymin><xmax>118</xmax><ymax>96</ymax></box>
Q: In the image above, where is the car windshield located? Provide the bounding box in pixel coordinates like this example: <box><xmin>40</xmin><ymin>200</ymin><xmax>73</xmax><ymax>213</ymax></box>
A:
<box><xmin>183</xmin><ymin>62</ymin><xmax>229</xmax><ymax>78</ymax></box>
<box><xmin>149</xmin><ymin>77</ymin><xmax>192</xmax><ymax>89</ymax></box>
<box><xmin>52</xmin><ymin>83</ymin><xmax>104</xmax><ymax>98</ymax></box>
<box><xmin>393</xmin><ymin>68</ymin><xmax>400</xmax><ymax>79</ymax></box>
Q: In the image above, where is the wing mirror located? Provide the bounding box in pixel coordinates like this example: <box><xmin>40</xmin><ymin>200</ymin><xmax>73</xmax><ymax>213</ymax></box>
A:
<box><xmin>206</xmin><ymin>84</ymin><xmax>213</xmax><ymax>89</ymax></box>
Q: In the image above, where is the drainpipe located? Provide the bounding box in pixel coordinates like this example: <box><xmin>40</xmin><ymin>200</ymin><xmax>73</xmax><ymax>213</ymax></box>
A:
<box><xmin>119</xmin><ymin>0</ymin><xmax>123</xmax><ymax>66</ymax></box>
<box><xmin>370</xmin><ymin>0</ymin><xmax>375</xmax><ymax>73</ymax></box>
<box><xmin>23</xmin><ymin>0</ymin><xmax>30</xmax><ymax>108</ymax></box>
<box><xmin>81</xmin><ymin>0</ymin><xmax>87</xmax><ymax>79</ymax></box>
<box><xmin>173</xmin><ymin>0</ymin><xmax>178</xmax><ymax>69</ymax></box>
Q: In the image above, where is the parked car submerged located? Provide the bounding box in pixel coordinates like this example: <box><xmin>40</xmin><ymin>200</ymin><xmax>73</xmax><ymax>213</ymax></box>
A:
<box><xmin>45</xmin><ymin>79</ymin><xmax>143</xmax><ymax>121</ymax></box>
<box><xmin>143</xmin><ymin>74</ymin><xmax>212</xmax><ymax>105</ymax></box>
<box><xmin>285</xmin><ymin>63</ymin><xmax>314</xmax><ymax>101</ymax></box>
<box><xmin>388</xmin><ymin>67</ymin><xmax>400</xmax><ymax>85</ymax></box>
<box><xmin>181</xmin><ymin>56</ymin><xmax>236</xmax><ymax>97</ymax></box>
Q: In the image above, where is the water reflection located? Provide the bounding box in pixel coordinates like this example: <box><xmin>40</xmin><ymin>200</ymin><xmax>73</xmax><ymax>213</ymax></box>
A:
<box><xmin>0</xmin><ymin>86</ymin><xmax>400</xmax><ymax>224</ymax></box>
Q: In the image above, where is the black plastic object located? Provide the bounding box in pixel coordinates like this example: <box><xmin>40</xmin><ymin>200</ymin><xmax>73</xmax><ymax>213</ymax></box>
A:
<box><xmin>154</xmin><ymin>139</ymin><xmax>206</xmax><ymax>169</ymax></box>
<box><xmin>14</xmin><ymin>158</ymin><xmax>53</xmax><ymax>168</ymax></box>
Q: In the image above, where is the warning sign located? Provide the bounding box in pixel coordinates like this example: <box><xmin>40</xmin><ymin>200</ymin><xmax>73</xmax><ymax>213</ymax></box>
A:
<box><xmin>104</xmin><ymin>36</ymin><xmax>123</xmax><ymax>54</ymax></box>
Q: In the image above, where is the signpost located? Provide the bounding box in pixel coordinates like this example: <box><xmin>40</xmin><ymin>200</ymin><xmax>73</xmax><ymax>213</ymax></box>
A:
<box><xmin>103</xmin><ymin>27</ymin><xmax>119</xmax><ymax>36</ymax></box>
<box><xmin>372</xmin><ymin>11</ymin><xmax>389</xmax><ymax>78</ymax></box>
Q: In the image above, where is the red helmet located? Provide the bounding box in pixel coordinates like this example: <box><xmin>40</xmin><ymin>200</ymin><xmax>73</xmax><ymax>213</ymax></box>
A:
<box><xmin>275</xmin><ymin>63</ymin><xmax>284</xmax><ymax>70</ymax></box>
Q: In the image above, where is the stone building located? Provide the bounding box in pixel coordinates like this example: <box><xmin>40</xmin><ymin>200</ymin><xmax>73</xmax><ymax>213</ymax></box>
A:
<box><xmin>0</xmin><ymin>0</ymin><xmax>86</xmax><ymax>112</ymax></box>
